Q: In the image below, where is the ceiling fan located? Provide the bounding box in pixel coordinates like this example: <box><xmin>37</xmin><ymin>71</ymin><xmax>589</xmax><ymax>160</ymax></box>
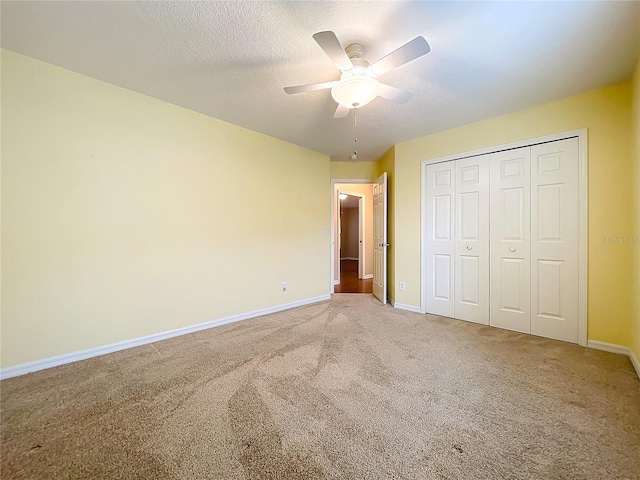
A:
<box><xmin>284</xmin><ymin>31</ymin><xmax>431</xmax><ymax>118</ymax></box>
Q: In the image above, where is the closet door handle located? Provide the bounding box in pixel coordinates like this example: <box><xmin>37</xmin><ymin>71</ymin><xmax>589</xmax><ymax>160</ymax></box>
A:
<box><xmin>509</xmin><ymin>247</ymin><xmax>516</xmax><ymax>252</ymax></box>
<box><xmin>466</xmin><ymin>245</ymin><xmax>472</xmax><ymax>250</ymax></box>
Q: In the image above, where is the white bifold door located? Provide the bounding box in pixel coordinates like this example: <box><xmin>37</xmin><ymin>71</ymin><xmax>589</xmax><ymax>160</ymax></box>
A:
<box><xmin>425</xmin><ymin>137</ymin><xmax>580</xmax><ymax>343</ymax></box>
<box><xmin>490</xmin><ymin>147</ymin><xmax>532</xmax><ymax>333</ymax></box>
<box><xmin>425</xmin><ymin>156</ymin><xmax>490</xmax><ymax>324</ymax></box>
<box><xmin>425</xmin><ymin>162</ymin><xmax>455</xmax><ymax>318</ymax></box>
<box><xmin>530</xmin><ymin>139</ymin><xmax>579</xmax><ymax>342</ymax></box>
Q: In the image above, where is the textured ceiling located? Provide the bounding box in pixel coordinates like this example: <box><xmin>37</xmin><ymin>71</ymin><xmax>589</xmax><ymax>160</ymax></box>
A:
<box><xmin>2</xmin><ymin>1</ymin><xmax>639</xmax><ymax>163</ymax></box>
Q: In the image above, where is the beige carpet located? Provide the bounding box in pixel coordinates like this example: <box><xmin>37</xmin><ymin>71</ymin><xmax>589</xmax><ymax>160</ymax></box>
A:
<box><xmin>2</xmin><ymin>294</ymin><xmax>639</xmax><ymax>479</ymax></box>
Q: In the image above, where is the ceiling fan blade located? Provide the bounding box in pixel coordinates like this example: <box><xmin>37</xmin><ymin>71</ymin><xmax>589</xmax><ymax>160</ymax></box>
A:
<box><xmin>333</xmin><ymin>103</ymin><xmax>350</xmax><ymax>119</ymax></box>
<box><xmin>313</xmin><ymin>31</ymin><xmax>353</xmax><ymax>71</ymax></box>
<box><xmin>284</xmin><ymin>81</ymin><xmax>337</xmax><ymax>94</ymax></box>
<box><xmin>370</xmin><ymin>36</ymin><xmax>431</xmax><ymax>76</ymax></box>
<box><xmin>377</xmin><ymin>82</ymin><xmax>414</xmax><ymax>104</ymax></box>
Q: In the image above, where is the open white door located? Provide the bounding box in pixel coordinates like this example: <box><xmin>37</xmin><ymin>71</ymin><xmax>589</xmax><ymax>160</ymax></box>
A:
<box><xmin>373</xmin><ymin>172</ymin><xmax>388</xmax><ymax>304</ymax></box>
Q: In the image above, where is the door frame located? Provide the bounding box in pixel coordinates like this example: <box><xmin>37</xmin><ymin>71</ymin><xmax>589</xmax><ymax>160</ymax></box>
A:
<box><xmin>338</xmin><ymin>190</ymin><xmax>366</xmax><ymax>279</ymax></box>
<box><xmin>330</xmin><ymin>178</ymin><xmax>374</xmax><ymax>294</ymax></box>
<box><xmin>420</xmin><ymin>128</ymin><xmax>588</xmax><ymax>346</ymax></box>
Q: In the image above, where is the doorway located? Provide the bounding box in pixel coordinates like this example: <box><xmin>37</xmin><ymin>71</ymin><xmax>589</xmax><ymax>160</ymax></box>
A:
<box><xmin>330</xmin><ymin>176</ymin><xmax>387</xmax><ymax>301</ymax></box>
<box><xmin>335</xmin><ymin>193</ymin><xmax>372</xmax><ymax>293</ymax></box>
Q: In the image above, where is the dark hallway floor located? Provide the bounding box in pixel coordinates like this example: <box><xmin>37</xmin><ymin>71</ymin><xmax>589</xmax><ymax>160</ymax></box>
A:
<box><xmin>334</xmin><ymin>259</ymin><xmax>373</xmax><ymax>293</ymax></box>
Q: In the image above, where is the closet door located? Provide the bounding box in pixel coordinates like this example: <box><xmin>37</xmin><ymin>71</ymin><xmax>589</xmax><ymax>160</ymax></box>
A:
<box><xmin>425</xmin><ymin>162</ymin><xmax>455</xmax><ymax>317</ymax></box>
<box><xmin>454</xmin><ymin>156</ymin><xmax>490</xmax><ymax>324</ymax></box>
<box><xmin>530</xmin><ymin>138</ymin><xmax>579</xmax><ymax>342</ymax></box>
<box><xmin>490</xmin><ymin>147</ymin><xmax>531</xmax><ymax>333</ymax></box>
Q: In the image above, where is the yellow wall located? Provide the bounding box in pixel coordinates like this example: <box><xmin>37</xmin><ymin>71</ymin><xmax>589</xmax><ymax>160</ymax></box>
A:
<box><xmin>1</xmin><ymin>50</ymin><xmax>331</xmax><ymax>368</ymax></box>
<box><xmin>377</xmin><ymin>147</ymin><xmax>396</xmax><ymax>303</ymax></box>
<box><xmin>395</xmin><ymin>82</ymin><xmax>634</xmax><ymax>345</ymax></box>
<box><xmin>632</xmin><ymin>58</ymin><xmax>640</xmax><ymax>363</ymax></box>
<box><xmin>330</xmin><ymin>161</ymin><xmax>377</xmax><ymax>180</ymax></box>
<box><xmin>3</xmin><ymin>47</ymin><xmax>636</xmax><ymax>369</ymax></box>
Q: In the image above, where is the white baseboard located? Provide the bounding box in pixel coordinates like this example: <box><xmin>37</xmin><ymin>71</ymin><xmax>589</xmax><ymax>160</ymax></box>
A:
<box><xmin>363</xmin><ymin>274</ymin><xmax>373</xmax><ymax>279</ymax></box>
<box><xmin>333</xmin><ymin>280</ymin><xmax>340</xmax><ymax>285</ymax></box>
<box><xmin>587</xmin><ymin>340</ymin><xmax>629</xmax><ymax>355</ymax></box>
<box><xmin>0</xmin><ymin>294</ymin><xmax>331</xmax><ymax>380</ymax></box>
<box><xmin>631</xmin><ymin>349</ymin><xmax>640</xmax><ymax>380</ymax></box>
<box><xmin>587</xmin><ymin>340</ymin><xmax>640</xmax><ymax>380</ymax></box>
<box><xmin>393</xmin><ymin>302</ymin><xmax>422</xmax><ymax>313</ymax></box>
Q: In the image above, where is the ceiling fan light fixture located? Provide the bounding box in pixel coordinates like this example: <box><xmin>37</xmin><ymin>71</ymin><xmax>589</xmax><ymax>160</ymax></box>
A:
<box><xmin>331</xmin><ymin>77</ymin><xmax>379</xmax><ymax>109</ymax></box>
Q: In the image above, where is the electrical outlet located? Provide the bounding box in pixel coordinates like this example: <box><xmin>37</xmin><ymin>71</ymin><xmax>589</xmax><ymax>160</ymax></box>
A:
<box><xmin>399</xmin><ymin>281</ymin><xmax>406</xmax><ymax>292</ymax></box>
<box><xmin>282</xmin><ymin>282</ymin><xmax>287</xmax><ymax>292</ymax></box>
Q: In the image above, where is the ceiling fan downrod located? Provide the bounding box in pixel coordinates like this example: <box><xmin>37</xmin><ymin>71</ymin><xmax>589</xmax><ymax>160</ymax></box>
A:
<box><xmin>351</xmin><ymin>108</ymin><xmax>358</xmax><ymax>161</ymax></box>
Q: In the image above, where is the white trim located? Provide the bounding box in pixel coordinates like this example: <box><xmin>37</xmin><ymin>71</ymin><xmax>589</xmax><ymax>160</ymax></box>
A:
<box><xmin>331</xmin><ymin>178</ymin><xmax>375</xmax><ymax>184</ymax></box>
<box><xmin>420</xmin><ymin>129</ymin><xmax>588</xmax><ymax>346</ymax></box>
<box><xmin>363</xmin><ymin>274</ymin><xmax>373</xmax><ymax>279</ymax></box>
<box><xmin>394</xmin><ymin>302</ymin><xmax>422</xmax><ymax>313</ymax></box>
<box><xmin>419</xmin><ymin>129</ymin><xmax>588</xmax><ymax>166</ymax></box>
<box><xmin>359</xmin><ymin>195</ymin><xmax>365</xmax><ymax>279</ymax></box>
<box><xmin>587</xmin><ymin>340</ymin><xmax>630</xmax><ymax>355</ymax></box>
<box><xmin>577</xmin><ymin>130</ymin><xmax>588</xmax><ymax>347</ymax></box>
<box><xmin>333</xmin><ymin>280</ymin><xmax>340</xmax><ymax>285</ymax></box>
<box><xmin>0</xmin><ymin>295</ymin><xmax>331</xmax><ymax>380</ymax></box>
<box><xmin>338</xmin><ymin>189</ymin><xmax>367</xmax><ymax>280</ymax></box>
<box><xmin>631</xmin><ymin>350</ymin><xmax>640</xmax><ymax>380</ymax></box>
<box><xmin>420</xmin><ymin>160</ymin><xmax>428</xmax><ymax>314</ymax></box>
<box><xmin>587</xmin><ymin>340</ymin><xmax>640</xmax><ymax>380</ymax></box>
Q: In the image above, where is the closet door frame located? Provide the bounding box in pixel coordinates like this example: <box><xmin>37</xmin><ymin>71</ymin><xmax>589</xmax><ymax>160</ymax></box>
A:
<box><xmin>420</xmin><ymin>129</ymin><xmax>588</xmax><ymax>346</ymax></box>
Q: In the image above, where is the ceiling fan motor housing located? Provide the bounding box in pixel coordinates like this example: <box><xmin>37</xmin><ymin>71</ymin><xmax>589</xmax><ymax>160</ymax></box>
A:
<box><xmin>345</xmin><ymin>43</ymin><xmax>365</xmax><ymax>59</ymax></box>
<box><xmin>343</xmin><ymin>44</ymin><xmax>371</xmax><ymax>77</ymax></box>
<box><xmin>284</xmin><ymin>31</ymin><xmax>431</xmax><ymax>118</ymax></box>
<box><xmin>330</xmin><ymin>42</ymin><xmax>379</xmax><ymax>108</ymax></box>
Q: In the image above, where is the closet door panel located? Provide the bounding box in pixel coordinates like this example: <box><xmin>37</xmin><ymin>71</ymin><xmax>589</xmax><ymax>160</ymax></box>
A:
<box><xmin>454</xmin><ymin>155</ymin><xmax>490</xmax><ymax>324</ymax></box>
<box><xmin>530</xmin><ymin>138</ymin><xmax>579</xmax><ymax>343</ymax></box>
<box><xmin>490</xmin><ymin>147</ymin><xmax>531</xmax><ymax>333</ymax></box>
<box><xmin>425</xmin><ymin>162</ymin><xmax>455</xmax><ymax>317</ymax></box>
